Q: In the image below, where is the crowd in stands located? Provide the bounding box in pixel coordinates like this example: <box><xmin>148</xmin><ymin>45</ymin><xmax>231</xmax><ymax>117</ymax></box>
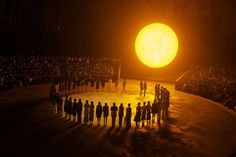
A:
<box><xmin>175</xmin><ymin>65</ymin><xmax>236</xmax><ymax>110</ymax></box>
<box><xmin>0</xmin><ymin>56</ymin><xmax>120</xmax><ymax>91</ymax></box>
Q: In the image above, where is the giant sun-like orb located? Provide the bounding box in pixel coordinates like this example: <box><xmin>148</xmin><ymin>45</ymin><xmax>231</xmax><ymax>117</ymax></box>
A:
<box><xmin>135</xmin><ymin>23</ymin><xmax>178</xmax><ymax>68</ymax></box>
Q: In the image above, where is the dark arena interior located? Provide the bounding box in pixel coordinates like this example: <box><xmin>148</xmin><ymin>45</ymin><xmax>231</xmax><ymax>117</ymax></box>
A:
<box><xmin>1</xmin><ymin>1</ymin><xmax>236</xmax><ymax>157</ymax></box>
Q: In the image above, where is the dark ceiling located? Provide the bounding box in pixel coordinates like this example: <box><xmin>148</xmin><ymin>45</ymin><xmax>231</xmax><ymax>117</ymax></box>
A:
<box><xmin>0</xmin><ymin>0</ymin><xmax>236</xmax><ymax>71</ymax></box>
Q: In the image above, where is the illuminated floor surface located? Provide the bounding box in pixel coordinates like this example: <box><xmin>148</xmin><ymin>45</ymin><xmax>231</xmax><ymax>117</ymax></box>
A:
<box><xmin>0</xmin><ymin>79</ymin><xmax>236</xmax><ymax>157</ymax></box>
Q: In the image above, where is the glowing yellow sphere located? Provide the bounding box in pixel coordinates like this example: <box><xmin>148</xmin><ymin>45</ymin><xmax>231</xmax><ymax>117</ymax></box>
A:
<box><xmin>135</xmin><ymin>23</ymin><xmax>178</xmax><ymax>68</ymax></box>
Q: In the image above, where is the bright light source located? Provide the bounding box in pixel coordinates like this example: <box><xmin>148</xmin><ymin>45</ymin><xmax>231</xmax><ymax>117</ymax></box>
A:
<box><xmin>135</xmin><ymin>23</ymin><xmax>178</xmax><ymax>68</ymax></box>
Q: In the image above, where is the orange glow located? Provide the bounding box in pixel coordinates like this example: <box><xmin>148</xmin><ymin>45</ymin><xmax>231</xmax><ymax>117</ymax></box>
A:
<box><xmin>135</xmin><ymin>23</ymin><xmax>178</xmax><ymax>68</ymax></box>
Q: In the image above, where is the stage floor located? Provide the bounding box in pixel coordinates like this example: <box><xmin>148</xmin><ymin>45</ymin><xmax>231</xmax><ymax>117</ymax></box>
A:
<box><xmin>0</xmin><ymin>79</ymin><xmax>236</xmax><ymax>157</ymax></box>
<box><xmin>63</xmin><ymin>80</ymin><xmax>175</xmax><ymax>127</ymax></box>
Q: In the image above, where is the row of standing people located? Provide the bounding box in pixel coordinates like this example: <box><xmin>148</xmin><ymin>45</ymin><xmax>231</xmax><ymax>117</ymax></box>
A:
<box><xmin>51</xmin><ymin>95</ymin><xmax>169</xmax><ymax>128</ymax></box>
<box><xmin>134</xmin><ymin>101</ymin><xmax>160</xmax><ymax>127</ymax></box>
<box><xmin>139</xmin><ymin>81</ymin><xmax>170</xmax><ymax>122</ymax></box>
<box><xmin>139</xmin><ymin>81</ymin><xmax>147</xmax><ymax>96</ymax></box>
<box><xmin>155</xmin><ymin>84</ymin><xmax>170</xmax><ymax>121</ymax></box>
<box><xmin>57</xmin><ymin>78</ymin><xmax>127</xmax><ymax>94</ymax></box>
<box><xmin>53</xmin><ymin>95</ymin><xmax>132</xmax><ymax>128</ymax></box>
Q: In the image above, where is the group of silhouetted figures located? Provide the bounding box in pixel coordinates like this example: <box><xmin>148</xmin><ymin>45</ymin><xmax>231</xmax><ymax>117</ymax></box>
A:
<box><xmin>50</xmin><ymin>82</ymin><xmax>170</xmax><ymax>128</ymax></box>
<box><xmin>50</xmin><ymin>94</ymin><xmax>132</xmax><ymax>128</ymax></box>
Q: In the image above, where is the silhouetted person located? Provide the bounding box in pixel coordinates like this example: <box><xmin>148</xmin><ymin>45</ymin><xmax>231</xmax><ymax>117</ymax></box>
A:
<box><xmin>107</xmin><ymin>78</ymin><xmax>112</xmax><ymax>92</ymax></box>
<box><xmin>89</xmin><ymin>101</ymin><xmax>94</xmax><ymax>125</ymax></box>
<box><xmin>96</xmin><ymin>102</ymin><xmax>102</xmax><ymax>125</ymax></box>
<box><xmin>68</xmin><ymin>97</ymin><xmax>73</xmax><ymax>120</ymax></box>
<box><xmin>80</xmin><ymin>79</ymin><xmax>85</xmax><ymax>93</ymax></box>
<box><xmin>77</xmin><ymin>99</ymin><xmax>83</xmax><ymax>123</ymax></box>
<box><xmin>141</xmin><ymin>102</ymin><xmax>146</xmax><ymax>127</ymax></box>
<box><xmin>140</xmin><ymin>81</ymin><xmax>143</xmax><ymax>96</ymax></box>
<box><xmin>114</xmin><ymin>80</ymin><xmax>118</xmax><ymax>92</ymax></box>
<box><xmin>90</xmin><ymin>78</ymin><xmax>94</xmax><ymax>92</ymax></box>
<box><xmin>101</xmin><ymin>79</ymin><xmax>106</xmax><ymax>92</ymax></box>
<box><xmin>72</xmin><ymin>99</ymin><xmax>77</xmax><ymax>121</ymax></box>
<box><xmin>84</xmin><ymin>100</ymin><xmax>89</xmax><ymax>124</ymax></box>
<box><xmin>85</xmin><ymin>78</ymin><xmax>89</xmax><ymax>92</ymax></box>
<box><xmin>166</xmin><ymin>89</ymin><xmax>170</xmax><ymax>116</ymax></box>
<box><xmin>160</xmin><ymin>86</ymin><xmax>164</xmax><ymax>101</ymax></box>
<box><xmin>152</xmin><ymin>100</ymin><xmax>157</xmax><ymax>123</ymax></box>
<box><xmin>118</xmin><ymin>103</ymin><xmax>124</xmax><ymax>127</ymax></box>
<box><xmin>77</xmin><ymin>78</ymin><xmax>81</xmax><ymax>92</ymax></box>
<box><xmin>155</xmin><ymin>84</ymin><xmax>160</xmax><ymax>100</ymax></box>
<box><xmin>58</xmin><ymin>95</ymin><xmax>63</xmax><ymax>115</ymax></box>
<box><xmin>156</xmin><ymin>98</ymin><xmax>161</xmax><ymax>125</ymax></box>
<box><xmin>161</xmin><ymin>88</ymin><xmax>169</xmax><ymax>121</ymax></box>
<box><xmin>103</xmin><ymin>103</ymin><xmax>109</xmax><ymax>126</ymax></box>
<box><xmin>121</xmin><ymin>78</ymin><xmax>126</xmax><ymax>93</ymax></box>
<box><xmin>143</xmin><ymin>81</ymin><xmax>147</xmax><ymax>97</ymax></box>
<box><xmin>96</xmin><ymin>80</ymin><xmax>100</xmax><ymax>92</ymax></box>
<box><xmin>146</xmin><ymin>101</ymin><xmax>151</xmax><ymax>126</ymax></box>
<box><xmin>110</xmin><ymin>103</ymin><xmax>118</xmax><ymax>127</ymax></box>
<box><xmin>134</xmin><ymin>102</ymin><xmax>141</xmax><ymax>127</ymax></box>
<box><xmin>64</xmin><ymin>95</ymin><xmax>69</xmax><ymax>118</ymax></box>
<box><xmin>125</xmin><ymin>103</ymin><xmax>132</xmax><ymax>128</ymax></box>
<box><xmin>55</xmin><ymin>93</ymin><xmax>60</xmax><ymax>114</ymax></box>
